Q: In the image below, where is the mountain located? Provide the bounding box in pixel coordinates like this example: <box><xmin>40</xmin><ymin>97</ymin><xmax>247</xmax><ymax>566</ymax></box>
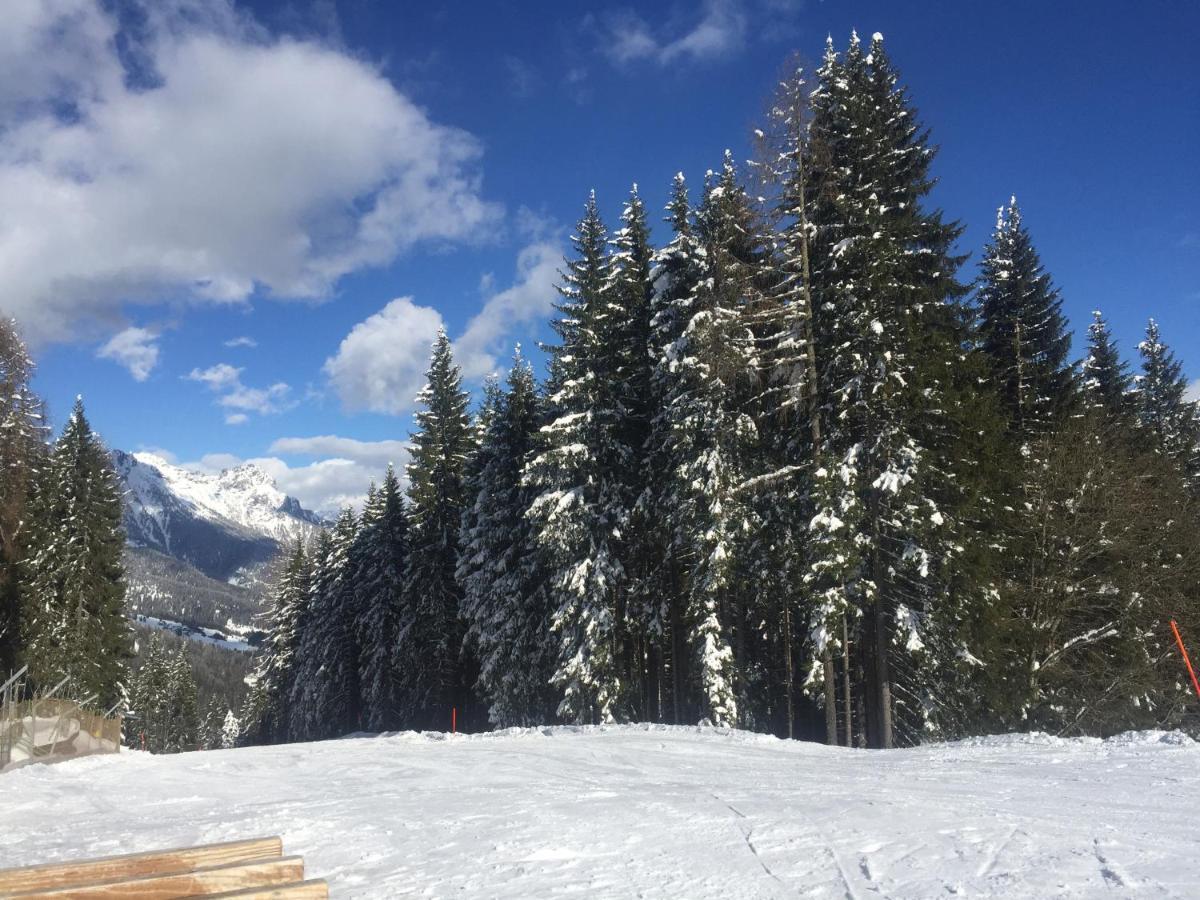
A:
<box><xmin>113</xmin><ymin>450</ymin><xmax>325</xmax><ymax>603</ymax></box>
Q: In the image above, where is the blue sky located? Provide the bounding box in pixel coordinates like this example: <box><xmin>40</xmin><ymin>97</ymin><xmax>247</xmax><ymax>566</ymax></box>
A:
<box><xmin>8</xmin><ymin>0</ymin><xmax>1198</xmax><ymax>513</ymax></box>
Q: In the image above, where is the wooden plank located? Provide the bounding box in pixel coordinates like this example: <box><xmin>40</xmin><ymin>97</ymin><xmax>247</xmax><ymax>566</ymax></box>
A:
<box><xmin>7</xmin><ymin>856</ymin><xmax>304</xmax><ymax>900</ymax></box>
<box><xmin>205</xmin><ymin>880</ymin><xmax>329</xmax><ymax>899</ymax></box>
<box><xmin>0</xmin><ymin>838</ymin><xmax>282</xmax><ymax>894</ymax></box>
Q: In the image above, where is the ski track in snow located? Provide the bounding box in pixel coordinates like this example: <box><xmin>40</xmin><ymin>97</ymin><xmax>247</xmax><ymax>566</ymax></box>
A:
<box><xmin>1</xmin><ymin>725</ymin><xmax>1197</xmax><ymax>898</ymax></box>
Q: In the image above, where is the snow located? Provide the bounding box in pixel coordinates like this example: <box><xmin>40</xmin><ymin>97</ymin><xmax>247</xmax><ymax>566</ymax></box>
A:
<box><xmin>120</xmin><ymin>451</ymin><xmax>323</xmax><ymax>548</ymax></box>
<box><xmin>2</xmin><ymin>726</ymin><xmax>1196</xmax><ymax>897</ymax></box>
<box><xmin>134</xmin><ymin>614</ymin><xmax>254</xmax><ymax>652</ymax></box>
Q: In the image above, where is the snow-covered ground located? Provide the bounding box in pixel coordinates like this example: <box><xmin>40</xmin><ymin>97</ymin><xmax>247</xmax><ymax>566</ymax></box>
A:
<box><xmin>134</xmin><ymin>613</ymin><xmax>254</xmax><ymax>652</ymax></box>
<box><xmin>1</xmin><ymin>725</ymin><xmax>1196</xmax><ymax>897</ymax></box>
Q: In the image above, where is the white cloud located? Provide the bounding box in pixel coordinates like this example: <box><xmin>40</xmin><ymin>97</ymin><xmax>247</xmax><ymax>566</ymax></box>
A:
<box><xmin>596</xmin><ymin>0</ymin><xmax>748</xmax><ymax>67</ymax></box>
<box><xmin>224</xmin><ymin>336</ymin><xmax>257</xmax><ymax>348</ymax></box>
<box><xmin>185</xmin><ymin>363</ymin><xmax>292</xmax><ymax>419</ymax></box>
<box><xmin>186</xmin><ymin>435</ymin><xmax>410</xmax><ymax>515</ymax></box>
<box><xmin>96</xmin><ymin>326</ymin><xmax>160</xmax><ymax>381</ymax></box>
<box><xmin>269</xmin><ymin>435</ymin><xmax>409</xmax><ymax>470</ymax></box>
<box><xmin>322</xmin><ymin>297</ymin><xmax>446</xmax><ymax>415</ymax></box>
<box><xmin>0</xmin><ymin>0</ymin><xmax>501</xmax><ymax>345</ymax></box>
<box><xmin>456</xmin><ymin>240</ymin><xmax>561</xmax><ymax>381</ymax></box>
<box><xmin>324</xmin><ymin>236</ymin><xmax>562</xmax><ymax>413</ymax></box>
<box><xmin>1186</xmin><ymin>379</ymin><xmax>1200</xmax><ymax>404</ymax></box>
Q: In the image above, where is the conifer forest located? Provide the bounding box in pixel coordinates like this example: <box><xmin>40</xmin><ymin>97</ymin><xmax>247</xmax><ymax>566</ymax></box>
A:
<box><xmin>2</xmin><ymin>32</ymin><xmax>1198</xmax><ymax>753</ymax></box>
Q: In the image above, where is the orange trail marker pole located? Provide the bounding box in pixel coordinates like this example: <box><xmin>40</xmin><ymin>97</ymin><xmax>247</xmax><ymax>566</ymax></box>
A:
<box><xmin>452</xmin><ymin>706</ymin><xmax>457</xmax><ymax>734</ymax></box>
<box><xmin>1170</xmin><ymin>620</ymin><xmax>1200</xmax><ymax>699</ymax></box>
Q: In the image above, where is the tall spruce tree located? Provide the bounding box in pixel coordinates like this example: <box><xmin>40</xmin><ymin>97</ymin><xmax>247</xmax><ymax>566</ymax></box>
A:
<box><xmin>653</xmin><ymin>155</ymin><xmax>770</xmax><ymax>728</ymax></box>
<box><xmin>459</xmin><ymin>351</ymin><xmax>558</xmax><ymax>726</ymax></box>
<box><xmin>244</xmin><ymin>542</ymin><xmax>311</xmax><ymax>744</ymax></box>
<box><xmin>525</xmin><ymin>193</ymin><xmax>631</xmax><ymax>724</ymax></box>
<box><xmin>304</xmin><ymin>509</ymin><xmax>362</xmax><ymax>738</ymax></box>
<box><xmin>0</xmin><ymin>319</ymin><xmax>44</xmax><ymax>674</ymax></box>
<box><xmin>287</xmin><ymin>529</ymin><xmax>332</xmax><ymax>740</ymax></box>
<box><xmin>756</xmin><ymin>59</ymin><xmax>834</xmax><ymax>741</ymax></box>
<box><xmin>127</xmin><ymin>635</ymin><xmax>198</xmax><ymax>753</ymax></box>
<box><xmin>399</xmin><ymin>330</ymin><xmax>475</xmax><ymax>729</ymax></box>
<box><xmin>1135</xmin><ymin>319</ymin><xmax>1200</xmax><ymax>487</ymax></box>
<box><xmin>21</xmin><ymin>398</ymin><xmax>130</xmax><ymax>707</ymax></box>
<box><xmin>356</xmin><ymin>466</ymin><xmax>410</xmax><ymax>731</ymax></box>
<box><xmin>607</xmin><ymin>186</ymin><xmax>659</xmax><ymax>719</ymax></box>
<box><xmin>977</xmin><ymin>198</ymin><xmax>1075</xmax><ymax>441</ymax></box>
<box><xmin>1082</xmin><ymin>310</ymin><xmax>1133</xmax><ymax>424</ymax></box>
<box><xmin>643</xmin><ymin>173</ymin><xmax>706</xmax><ymax>725</ymax></box>
<box><xmin>804</xmin><ymin>33</ymin><xmax>972</xmax><ymax>748</ymax></box>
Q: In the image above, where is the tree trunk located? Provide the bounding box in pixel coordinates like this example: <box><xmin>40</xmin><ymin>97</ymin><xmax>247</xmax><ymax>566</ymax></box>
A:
<box><xmin>670</xmin><ymin>581</ymin><xmax>684</xmax><ymax>725</ymax></box>
<box><xmin>822</xmin><ymin>646</ymin><xmax>836</xmax><ymax>744</ymax></box>
<box><xmin>783</xmin><ymin>604</ymin><xmax>797</xmax><ymax>740</ymax></box>
<box><xmin>841</xmin><ymin>613</ymin><xmax>853</xmax><ymax>747</ymax></box>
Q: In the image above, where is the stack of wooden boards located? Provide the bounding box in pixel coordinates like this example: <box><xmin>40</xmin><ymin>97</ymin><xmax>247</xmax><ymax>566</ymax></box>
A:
<box><xmin>0</xmin><ymin>836</ymin><xmax>328</xmax><ymax>898</ymax></box>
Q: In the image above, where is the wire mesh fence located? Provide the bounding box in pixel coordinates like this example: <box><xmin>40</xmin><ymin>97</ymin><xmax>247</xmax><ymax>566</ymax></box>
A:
<box><xmin>0</xmin><ymin>667</ymin><xmax>123</xmax><ymax>772</ymax></box>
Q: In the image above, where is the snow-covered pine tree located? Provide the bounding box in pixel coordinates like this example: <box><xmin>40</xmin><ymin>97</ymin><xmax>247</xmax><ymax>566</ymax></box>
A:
<box><xmin>164</xmin><ymin>650</ymin><xmax>199</xmax><ymax>753</ymax></box>
<box><xmin>607</xmin><ymin>186</ymin><xmax>660</xmax><ymax>719</ymax></box>
<box><xmin>1081</xmin><ymin>310</ymin><xmax>1133</xmax><ymax>424</ymax></box>
<box><xmin>287</xmin><ymin>528</ymin><xmax>332</xmax><ymax>740</ymax></box>
<box><xmin>977</xmin><ymin>198</ymin><xmax>1076</xmax><ymax>441</ymax></box>
<box><xmin>398</xmin><ymin>330</ymin><xmax>475</xmax><ymax>730</ymax></box>
<box><xmin>642</xmin><ymin>173</ymin><xmax>705</xmax><ymax>725</ymax></box>
<box><xmin>1135</xmin><ymin>319</ymin><xmax>1200</xmax><ymax>488</ymax></box>
<box><xmin>21</xmin><ymin>397</ymin><xmax>131</xmax><ymax>708</ymax></box>
<box><xmin>0</xmin><ymin>318</ymin><xmax>45</xmax><ymax>674</ymax></box>
<box><xmin>244</xmin><ymin>541</ymin><xmax>311</xmax><ymax>744</ymax></box>
<box><xmin>356</xmin><ymin>466</ymin><xmax>410</xmax><ymax>731</ymax></box>
<box><xmin>301</xmin><ymin>509</ymin><xmax>361</xmax><ymax>739</ymax></box>
<box><xmin>652</xmin><ymin>155</ymin><xmax>768</xmax><ymax>728</ymax></box>
<box><xmin>805</xmin><ymin>33</ymin><xmax>972</xmax><ymax>748</ymax></box>
<box><xmin>198</xmin><ymin>697</ymin><xmax>224</xmax><ymax>750</ymax></box>
<box><xmin>220</xmin><ymin>709</ymin><xmax>242</xmax><ymax>749</ymax></box>
<box><xmin>754</xmin><ymin>58</ymin><xmax>834</xmax><ymax>741</ymax></box>
<box><xmin>459</xmin><ymin>350</ymin><xmax>557</xmax><ymax>726</ymax></box>
<box><xmin>525</xmin><ymin>193</ymin><xmax>634</xmax><ymax>724</ymax></box>
<box><xmin>127</xmin><ymin>636</ymin><xmax>198</xmax><ymax>753</ymax></box>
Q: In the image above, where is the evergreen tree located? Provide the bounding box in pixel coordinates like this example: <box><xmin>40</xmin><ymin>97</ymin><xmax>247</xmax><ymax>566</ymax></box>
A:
<box><xmin>220</xmin><ymin>708</ymin><xmax>242</xmax><ymax>749</ymax></box>
<box><xmin>398</xmin><ymin>331</ymin><xmax>475</xmax><ymax>729</ymax></box>
<box><xmin>642</xmin><ymin>174</ymin><xmax>706</xmax><ymax>725</ymax></box>
<box><xmin>127</xmin><ymin>635</ymin><xmax>198</xmax><ymax>753</ymax></box>
<box><xmin>755</xmin><ymin>58</ymin><xmax>832</xmax><ymax>741</ymax></box>
<box><xmin>652</xmin><ymin>155</ymin><xmax>769</xmax><ymax>727</ymax></box>
<box><xmin>356</xmin><ymin>467</ymin><xmax>410</xmax><ymax>731</ymax></box>
<box><xmin>977</xmin><ymin>198</ymin><xmax>1075</xmax><ymax>440</ymax></box>
<box><xmin>0</xmin><ymin>319</ymin><xmax>44</xmax><ymax>674</ymax></box>
<box><xmin>1135</xmin><ymin>319</ymin><xmax>1200</xmax><ymax>487</ymax></box>
<box><xmin>805</xmin><ymin>33</ymin><xmax>972</xmax><ymax>748</ymax></box>
<box><xmin>287</xmin><ymin>529</ymin><xmax>332</xmax><ymax>740</ymax></box>
<box><xmin>981</xmin><ymin>414</ymin><xmax>1200</xmax><ymax>734</ymax></box>
<box><xmin>21</xmin><ymin>398</ymin><xmax>131</xmax><ymax>707</ymax></box>
<box><xmin>294</xmin><ymin>510</ymin><xmax>361</xmax><ymax>740</ymax></box>
<box><xmin>164</xmin><ymin>650</ymin><xmax>199</xmax><ymax>752</ymax></box>
<box><xmin>244</xmin><ymin>542</ymin><xmax>311</xmax><ymax>744</ymax></box>
<box><xmin>607</xmin><ymin>186</ymin><xmax>660</xmax><ymax>718</ymax></box>
<box><xmin>460</xmin><ymin>350</ymin><xmax>558</xmax><ymax>726</ymax></box>
<box><xmin>1081</xmin><ymin>310</ymin><xmax>1132</xmax><ymax>423</ymax></box>
<box><xmin>525</xmin><ymin>194</ymin><xmax>632</xmax><ymax>724</ymax></box>
<box><xmin>198</xmin><ymin>697</ymin><xmax>224</xmax><ymax>750</ymax></box>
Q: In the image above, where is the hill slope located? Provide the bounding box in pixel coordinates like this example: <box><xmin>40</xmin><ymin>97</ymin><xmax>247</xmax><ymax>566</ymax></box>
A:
<box><xmin>1</xmin><ymin>726</ymin><xmax>1195</xmax><ymax>897</ymax></box>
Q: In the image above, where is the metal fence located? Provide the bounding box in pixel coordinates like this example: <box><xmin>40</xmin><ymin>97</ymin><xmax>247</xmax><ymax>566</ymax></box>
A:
<box><xmin>0</xmin><ymin>667</ymin><xmax>123</xmax><ymax>772</ymax></box>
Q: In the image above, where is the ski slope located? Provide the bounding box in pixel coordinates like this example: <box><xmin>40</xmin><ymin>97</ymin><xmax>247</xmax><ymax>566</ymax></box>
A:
<box><xmin>1</xmin><ymin>726</ymin><xmax>1196</xmax><ymax>897</ymax></box>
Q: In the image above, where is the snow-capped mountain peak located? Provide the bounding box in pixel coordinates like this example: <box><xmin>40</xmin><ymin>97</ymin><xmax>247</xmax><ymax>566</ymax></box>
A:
<box><xmin>114</xmin><ymin>450</ymin><xmax>324</xmax><ymax>582</ymax></box>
